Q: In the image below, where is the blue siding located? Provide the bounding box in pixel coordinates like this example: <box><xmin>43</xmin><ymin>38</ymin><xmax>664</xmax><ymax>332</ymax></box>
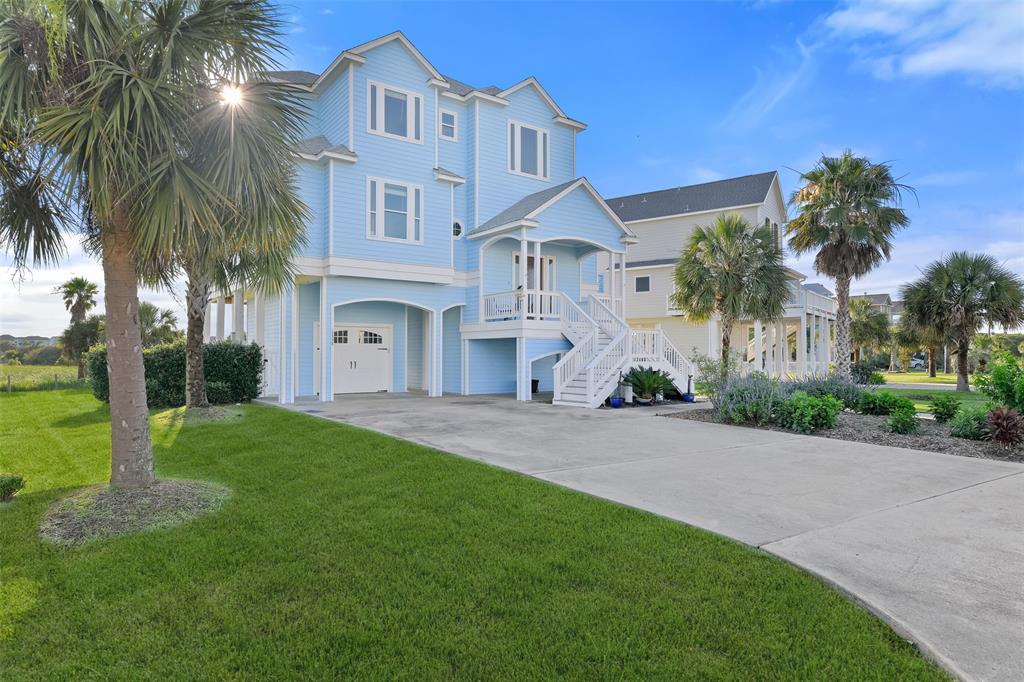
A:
<box><xmin>530</xmin><ymin>355</ymin><xmax>557</xmax><ymax>391</ymax></box>
<box><xmin>296</xmin><ymin>282</ymin><xmax>320</xmax><ymax>397</ymax></box>
<box><xmin>531</xmin><ymin>185</ymin><xmax>624</xmax><ymax>250</ymax></box>
<box><xmin>317</xmin><ymin>69</ymin><xmax>347</xmax><ymax>145</ymax></box>
<box><xmin>467</xmin><ymin>338</ymin><xmax>516</xmax><ymax>394</ymax></box>
<box><xmin>297</xmin><ymin>161</ymin><xmax>327</xmax><ymax>258</ymax></box>
<box><xmin>581</xmin><ymin>254</ymin><xmax>598</xmax><ymax>285</ymax></box>
<box><xmin>442</xmin><ymin>306</ymin><xmax>462</xmax><ymax>393</ymax></box>
<box><xmin>407</xmin><ymin>306</ymin><xmax>424</xmax><ymax>390</ymax></box>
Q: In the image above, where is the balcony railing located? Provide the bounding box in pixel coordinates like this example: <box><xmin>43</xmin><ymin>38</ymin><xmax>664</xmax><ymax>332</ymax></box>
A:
<box><xmin>483</xmin><ymin>290</ymin><xmax>562</xmax><ymax>322</ymax></box>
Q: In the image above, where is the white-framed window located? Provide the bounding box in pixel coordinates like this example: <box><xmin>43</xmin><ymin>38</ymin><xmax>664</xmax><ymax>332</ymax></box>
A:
<box><xmin>508</xmin><ymin>120</ymin><xmax>549</xmax><ymax>180</ymax></box>
<box><xmin>333</xmin><ymin>329</ymin><xmax>349</xmax><ymax>344</ymax></box>
<box><xmin>366</xmin><ymin>177</ymin><xmax>424</xmax><ymax>244</ymax></box>
<box><xmin>634</xmin><ymin>275</ymin><xmax>651</xmax><ymax>293</ymax></box>
<box><xmin>360</xmin><ymin>330</ymin><xmax>384</xmax><ymax>345</ymax></box>
<box><xmin>367</xmin><ymin>80</ymin><xmax>423</xmax><ymax>143</ymax></box>
<box><xmin>452</xmin><ymin>221</ymin><xmax>463</xmax><ymax>237</ymax></box>
<box><xmin>439</xmin><ymin>110</ymin><xmax>458</xmax><ymax>141</ymax></box>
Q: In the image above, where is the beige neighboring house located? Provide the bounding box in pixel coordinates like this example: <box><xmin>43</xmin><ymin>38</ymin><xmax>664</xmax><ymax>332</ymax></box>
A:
<box><xmin>851</xmin><ymin>292</ymin><xmax>902</xmax><ymax>324</ymax></box>
<box><xmin>600</xmin><ymin>171</ymin><xmax>837</xmax><ymax>378</ymax></box>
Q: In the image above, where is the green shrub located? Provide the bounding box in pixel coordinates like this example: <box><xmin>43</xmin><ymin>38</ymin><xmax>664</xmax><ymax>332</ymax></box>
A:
<box><xmin>774</xmin><ymin>391</ymin><xmax>843</xmax><ymax>433</ymax></box>
<box><xmin>886</xmin><ymin>407</ymin><xmax>919</xmax><ymax>434</ymax></box>
<box><xmin>786</xmin><ymin>375</ymin><xmax>863</xmax><ymax>410</ymax></box>
<box><xmin>929</xmin><ymin>394</ymin><xmax>961</xmax><ymax>423</ymax></box>
<box><xmin>949</xmin><ymin>406</ymin><xmax>990</xmax><ymax>440</ymax></box>
<box><xmin>985</xmin><ymin>407</ymin><xmax>1024</xmax><ymax>449</ymax></box>
<box><xmin>858</xmin><ymin>391</ymin><xmax>914</xmax><ymax>416</ymax></box>
<box><xmin>691</xmin><ymin>352</ymin><xmax>739</xmax><ymax>408</ymax></box>
<box><xmin>718</xmin><ymin>372</ymin><xmax>788</xmax><ymax>426</ymax></box>
<box><xmin>206</xmin><ymin>381</ymin><xmax>233</xmax><ymax>405</ymax></box>
<box><xmin>86</xmin><ymin>341</ymin><xmax>263</xmax><ymax>408</ymax></box>
<box><xmin>0</xmin><ymin>474</ymin><xmax>25</xmax><ymax>502</ymax></box>
<box><xmin>852</xmin><ymin>361</ymin><xmax>885</xmax><ymax>385</ymax></box>
<box><xmin>975</xmin><ymin>352</ymin><xmax>1024</xmax><ymax>411</ymax></box>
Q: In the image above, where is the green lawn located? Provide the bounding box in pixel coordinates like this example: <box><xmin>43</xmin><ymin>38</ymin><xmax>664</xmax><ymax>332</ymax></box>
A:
<box><xmin>0</xmin><ymin>390</ymin><xmax>947</xmax><ymax>680</ymax></box>
<box><xmin>1</xmin><ymin>363</ymin><xmax>84</xmax><ymax>391</ymax></box>
<box><xmin>874</xmin><ymin>387</ymin><xmax>990</xmax><ymax>413</ymax></box>
<box><xmin>881</xmin><ymin>371</ymin><xmax>958</xmax><ymax>385</ymax></box>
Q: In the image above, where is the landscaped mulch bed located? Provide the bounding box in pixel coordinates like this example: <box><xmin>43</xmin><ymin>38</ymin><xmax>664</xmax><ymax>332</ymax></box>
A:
<box><xmin>39</xmin><ymin>479</ymin><xmax>230</xmax><ymax>546</ymax></box>
<box><xmin>671</xmin><ymin>408</ymin><xmax>1023</xmax><ymax>463</ymax></box>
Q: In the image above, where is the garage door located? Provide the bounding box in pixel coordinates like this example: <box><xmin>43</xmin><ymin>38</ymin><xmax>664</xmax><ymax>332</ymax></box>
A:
<box><xmin>333</xmin><ymin>326</ymin><xmax>391</xmax><ymax>394</ymax></box>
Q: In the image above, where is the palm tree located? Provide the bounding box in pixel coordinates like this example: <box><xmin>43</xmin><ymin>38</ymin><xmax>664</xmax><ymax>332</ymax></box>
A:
<box><xmin>787</xmin><ymin>152</ymin><xmax>912</xmax><ymax>380</ymax></box>
<box><xmin>139</xmin><ymin>302</ymin><xmax>182</xmax><ymax>348</ymax></box>
<box><xmin>60</xmin><ymin>313</ymin><xmax>104</xmax><ymax>378</ymax></box>
<box><xmin>901</xmin><ymin>252</ymin><xmax>1024</xmax><ymax>392</ymax></box>
<box><xmin>0</xmin><ymin>1</ymin><xmax>305</xmax><ymax>486</ymax></box>
<box><xmin>671</xmin><ymin>214</ymin><xmax>789</xmax><ymax>364</ymax></box>
<box><xmin>849</xmin><ymin>297</ymin><xmax>889</xmax><ymax>362</ymax></box>
<box><xmin>54</xmin><ymin>276</ymin><xmax>98</xmax><ymax>325</ymax></box>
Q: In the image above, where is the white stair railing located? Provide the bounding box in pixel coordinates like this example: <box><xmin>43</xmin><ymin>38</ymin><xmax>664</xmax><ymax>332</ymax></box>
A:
<box><xmin>553</xmin><ymin>294</ymin><xmax>599</xmax><ymax>402</ymax></box>
<box><xmin>582</xmin><ymin>295</ymin><xmax>630</xmax><ymax>407</ymax></box>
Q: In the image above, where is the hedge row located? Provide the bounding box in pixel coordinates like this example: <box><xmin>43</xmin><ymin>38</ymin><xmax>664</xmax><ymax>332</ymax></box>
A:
<box><xmin>85</xmin><ymin>341</ymin><xmax>263</xmax><ymax>407</ymax></box>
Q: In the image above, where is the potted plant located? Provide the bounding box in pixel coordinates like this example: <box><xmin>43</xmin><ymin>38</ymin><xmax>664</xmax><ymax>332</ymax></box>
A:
<box><xmin>622</xmin><ymin>366</ymin><xmax>673</xmax><ymax>406</ymax></box>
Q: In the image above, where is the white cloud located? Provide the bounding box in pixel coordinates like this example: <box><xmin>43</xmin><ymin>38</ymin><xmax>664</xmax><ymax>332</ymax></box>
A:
<box><xmin>913</xmin><ymin>170</ymin><xmax>984</xmax><ymax>187</ymax></box>
<box><xmin>825</xmin><ymin>0</ymin><xmax>1024</xmax><ymax>88</ymax></box>
<box><xmin>686</xmin><ymin>167</ymin><xmax>726</xmax><ymax>184</ymax></box>
<box><xmin>718</xmin><ymin>40</ymin><xmax>817</xmax><ymax>132</ymax></box>
<box><xmin>320</xmin><ymin>8</ymin><xmax>334</xmax><ymax>15</ymax></box>
<box><xmin>1</xmin><ymin>236</ymin><xmax>185</xmax><ymax>337</ymax></box>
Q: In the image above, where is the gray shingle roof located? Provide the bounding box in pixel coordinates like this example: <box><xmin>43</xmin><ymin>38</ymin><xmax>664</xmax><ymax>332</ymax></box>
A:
<box><xmin>295</xmin><ymin>135</ymin><xmax>354</xmax><ymax>157</ymax></box>
<box><xmin>265</xmin><ymin>70</ymin><xmax>319</xmax><ymax>86</ymax></box>
<box><xmin>606</xmin><ymin>171</ymin><xmax>778</xmax><ymax>222</ymax></box>
<box><xmin>470</xmin><ymin>179</ymin><xmax>580</xmax><ymax>235</ymax></box>
<box><xmin>444</xmin><ymin>75</ymin><xmax>502</xmax><ymax>97</ymax></box>
<box><xmin>434</xmin><ymin>166</ymin><xmax>464</xmax><ymax>181</ymax></box>
<box><xmin>803</xmin><ymin>283</ymin><xmax>834</xmax><ymax>297</ymax></box>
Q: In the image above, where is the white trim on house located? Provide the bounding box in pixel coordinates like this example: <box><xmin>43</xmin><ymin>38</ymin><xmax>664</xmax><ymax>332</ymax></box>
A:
<box><xmin>434</xmin><ymin>168</ymin><xmax>465</xmax><ymax>184</ymax></box>
<box><xmin>439</xmin><ymin>109</ymin><xmax>458</xmax><ymax>141</ymax></box>
<box><xmin>332</xmin><ymin>322</ymin><xmax>394</xmax><ymax>393</ymax></box>
<box><xmin>293</xmin><ymin>149</ymin><xmax>357</xmax><ymax>163</ymax></box>
<box><xmin>366</xmin><ymin>177</ymin><xmax>425</xmax><ymax>245</ymax></box>
<box><xmin>347</xmin><ymin>63</ymin><xmax>354</xmax><ymax>151</ymax></box>
<box><xmin>633</xmin><ymin>274</ymin><xmax>652</xmax><ymax>294</ymax></box>
<box><xmin>620</xmin><ymin>202</ymin><xmax>764</xmax><ymax>226</ymax></box>
<box><xmin>498</xmin><ymin>77</ymin><xmax>587</xmax><ymax>130</ymax></box>
<box><xmin>293</xmin><ymin>256</ymin><xmax>457</xmax><ymax>284</ymax></box>
<box><xmin>507</xmin><ymin>119</ymin><xmax>550</xmax><ymax>181</ymax></box>
<box><xmin>347</xmin><ymin>31</ymin><xmax>443</xmax><ymax>81</ymax></box>
<box><xmin>366</xmin><ymin>79</ymin><xmax>425</xmax><ymax>144</ymax></box>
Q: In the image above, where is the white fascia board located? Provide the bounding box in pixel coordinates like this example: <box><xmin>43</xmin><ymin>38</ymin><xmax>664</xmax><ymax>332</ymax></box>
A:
<box><xmin>434</xmin><ymin>168</ymin><xmax>465</xmax><ymax>185</ymax></box>
<box><xmin>553</xmin><ymin>115</ymin><xmax>587</xmax><ymax>131</ymax></box>
<box><xmin>346</xmin><ymin>31</ymin><xmax>444</xmax><ymax>81</ymax></box>
<box><xmin>292</xmin><ymin>256</ymin><xmax>457</xmax><ymax>284</ymax></box>
<box><xmin>309</xmin><ymin>52</ymin><xmax>366</xmax><ymax>91</ymax></box>
<box><xmin>467</xmin><ymin>219</ymin><xmax>539</xmax><ymax>240</ymax></box>
<box><xmin>621</xmin><ymin>202</ymin><xmax>764</xmax><ymax>226</ymax></box>
<box><xmin>294</xmin><ymin>150</ymin><xmax>357</xmax><ymax>163</ymax></box>
<box><xmin>440</xmin><ymin>90</ymin><xmax>509</xmax><ymax>106</ymax></box>
<box><xmin>428</xmin><ymin>78</ymin><xmax>450</xmax><ymax>90</ymax></box>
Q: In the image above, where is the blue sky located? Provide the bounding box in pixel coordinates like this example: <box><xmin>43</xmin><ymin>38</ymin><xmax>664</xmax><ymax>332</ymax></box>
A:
<box><xmin>2</xmin><ymin>0</ymin><xmax>1022</xmax><ymax>335</ymax></box>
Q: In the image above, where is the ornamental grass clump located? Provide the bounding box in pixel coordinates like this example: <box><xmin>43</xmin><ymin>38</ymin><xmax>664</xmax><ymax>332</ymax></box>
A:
<box><xmin>774</xmin><ymin>391</ymin><xmax>843</xmax><ymax>434</ymax></box>
<box><xmin>985</xmin><ymin>407</ymin><xmax>1024</xmax><ymax>449</ymax></box>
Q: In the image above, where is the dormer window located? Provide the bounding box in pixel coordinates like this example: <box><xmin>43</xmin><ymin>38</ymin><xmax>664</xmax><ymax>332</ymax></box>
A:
<box><xmin>508</xmin><ymin>120</ymin><xmax>549</xmax><ymax>180</ymax></box>
<box><xmin>439</xmin><ymin>110</ymin><xmax>457</xmax><ymax>141</ymax></box>
<box><xmin>368</xmin><ymin>80</ymin><xmax>423</xmax><ymax>143</ymax></box>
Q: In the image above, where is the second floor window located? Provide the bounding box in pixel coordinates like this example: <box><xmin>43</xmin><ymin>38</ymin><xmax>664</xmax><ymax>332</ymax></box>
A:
<box><xmin>439</xmin><ymin>111</ymin><xmax>457</xmax><ymax>141</ymax></box>
<box><xmin>508</xmin><ymin>120</ymin><xmax>549</xmax><ymax>180</ymax></box>
<box><xmin>367</xmin><ymin>177</ymin><xmax>423</xmax><ymax>244</ymax></box>
<box><xmin>368</xmin><ymin>80</ymin><xmax>422</xmax><ymax>143</ymax></box>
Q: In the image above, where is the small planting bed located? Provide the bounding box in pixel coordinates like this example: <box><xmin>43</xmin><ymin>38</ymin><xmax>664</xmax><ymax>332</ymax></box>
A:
<box><xmin>673</xmin><ymin>408</ymin><xmax>1023</xmax><ymax>463</ymax></box>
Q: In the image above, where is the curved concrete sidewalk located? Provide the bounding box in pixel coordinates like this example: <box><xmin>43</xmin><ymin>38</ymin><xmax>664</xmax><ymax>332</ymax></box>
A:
<box><xmin>272</xmin><ymin>395</ymin><xmax>1024</xmax><ymax>681</ymax></box>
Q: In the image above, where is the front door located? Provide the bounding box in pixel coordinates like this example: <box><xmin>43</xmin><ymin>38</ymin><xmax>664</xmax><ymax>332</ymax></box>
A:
<box><xmin>332</xmin><ymin>325</ymin><xmax>391</xmax><ymax>393</ymax></box>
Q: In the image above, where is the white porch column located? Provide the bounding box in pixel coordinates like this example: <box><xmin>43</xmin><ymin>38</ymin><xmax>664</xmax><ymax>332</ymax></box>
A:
<box><xmin>515</xmin><ymin>337</ymin><xmax>529</xmax><ymax>401</ymax></box>
<box><xmin>232</xmin><ymin>286</ymin><xmax>245</xmax><ymax>342</ymax></box>
<box><xmin>797</xmin><ymin>314</ymin><xmax>807</xmax><ymax>378</ymax></box>
<box><xmin>254</xmin><ymin>294</ymin><xmax>265</xmax><ymax>347</ymax></box>
<box><xmin>619</xmin><ymin>253</ymin><xmax>627</xmax><ymax>317</ymax></box>
<box><xmin>753</xmin><ymin>320</ymin><xmax>763</xmax><ymax>372</ymax></box>
<box><xmin>519</xmin><ymin>230</ymin><xmax>528</xmax><ymax>318</ymax></box>
<box><xmin>777</xmin><ymin>322</ymin><xmax>787</xmax><ymax>376</ymax></box>
<box><xmin>320</xmin><ymin>277</ymin><xmax>331</xmax><ymax>402</ymax></box>
<box><xmin>216</xmin><ymin>297</ymin><xmax>226</xmax><ymax>340</ymax></box>
<box><xmin>202</xmin><ymin>300</ymin><xmax>212</xmax><ymax>342</ymax></box>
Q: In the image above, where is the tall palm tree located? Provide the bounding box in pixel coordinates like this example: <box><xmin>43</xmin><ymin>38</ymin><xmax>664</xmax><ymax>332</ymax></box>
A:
<box><xmin>671</xmin><ymin>214</ymin><xmax>789</xmax><ymax>364</ymax></box>
<box><xmin>0</xmin><ymin>1</ymin><xmax>305</xmax><ymax>486</ymax></box>
<box><xmin>787</xmin><ymin>152</ymin><xmax>911</xmax><ymax>380</ymax></box>
<box><xmin>54</xmin><ymin>276</ymin><xmax>98</xmax><ymax>324</ymax></box>
<box><xmin>901</xmin><ymin>252</ymin><xmax>1024</xmax><ymax>392</ymax></box>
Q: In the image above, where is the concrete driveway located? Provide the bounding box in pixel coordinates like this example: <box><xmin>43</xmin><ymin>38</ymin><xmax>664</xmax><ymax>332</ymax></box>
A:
<box><xmin>273</xmin><ymin>394</ymin><xmax>1024</xmax><ymax>682</ymax></box>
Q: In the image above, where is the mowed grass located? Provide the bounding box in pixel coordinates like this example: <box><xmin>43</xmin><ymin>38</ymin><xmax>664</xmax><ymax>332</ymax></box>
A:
<box><xmin>1</xmin><ymin>363</ymin><xmax>84</xmax><ymax>391</ymax></box>
<box><xmin>0</xmin><ymin>391</ymin><xmax>947</xmax><ymax>680</ymax></box>
<box><xmin>875</xmin><ymin>387</ymin><xmax>990</xmax><ymax>413</ymax></box>
<box><xmin>881</xmin><ymin>371</ymin><xmax>958</xmax><ymax>385</ymax></box>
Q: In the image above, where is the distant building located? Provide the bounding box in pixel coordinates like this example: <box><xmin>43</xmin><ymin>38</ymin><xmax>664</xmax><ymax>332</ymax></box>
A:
<box><xmin>851</xmin><ymin>293</ymin><xmax>901</xmax><ymax>324</ymax></box>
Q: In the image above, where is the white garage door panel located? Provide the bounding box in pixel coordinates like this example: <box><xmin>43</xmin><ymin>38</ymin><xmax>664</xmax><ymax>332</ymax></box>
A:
<box><xmin>333</xmin><ymin>325</ymin><xmax>391</xmax><ymax>394</ymax></box>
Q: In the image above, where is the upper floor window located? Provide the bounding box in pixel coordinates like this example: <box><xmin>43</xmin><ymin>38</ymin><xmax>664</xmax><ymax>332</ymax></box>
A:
<box><xmin>368</xmin><ymin>80</ymin><xmax>422</xmax><ymax>143</ymax></box>
<box><xmin>508</xmin><ymin>120</ymin><xmax>549</xmax><ymax>180</ymax></box>
<box><xmin>634</xmin><ymin>276</ymin><xmax>651</xmax><ymax>293</ymax></box>
<box><xmin>439</xmin><ymin>110</ymin><xmax>457</xmax><ymax>141</ymax></box>
<box><xmin>367</xmin><ymin>177</ymin><xmax>423</xmax><ymax>244</ymax></box>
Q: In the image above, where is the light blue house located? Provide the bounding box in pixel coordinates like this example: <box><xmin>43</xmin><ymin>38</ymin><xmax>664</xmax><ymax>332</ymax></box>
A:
<box><xmin>210</xmin><ymin>31</ymin><xmax>692</xmax><ymax>407</ymax></box>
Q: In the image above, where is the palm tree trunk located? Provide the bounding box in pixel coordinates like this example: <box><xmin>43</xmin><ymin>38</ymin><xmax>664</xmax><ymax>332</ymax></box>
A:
<box><xmin>185</xmin><ymin>264</ymin><xmax>210</xmax><ymax>409</ymax></box>
<box><xmin>101</xmin><ymin>216</ymin><xmax>154</xmax><ymax>487</ymax></box>
<box><xmin>719</xmin><ymin>314</ymin><xmax>735</xmax><ymax>365</ymax></box>
<box><xmin>928</xmin><ymin>347</ymin><xmax>937</xmax><ymax>378</ymax></box>
<box><xmin>833</xmin><ymin>276</ymin><xmax>852</xmax><ymax>380</ymax></box>
<box><xmin>77</xmin><ymin>358</ymin><xmax>85</xmax><ymax>380</ymax></box>
<box><xmin>956</xmin><ymin>343</ymin><xmax>970</xmax><ymax>392</ymax></box>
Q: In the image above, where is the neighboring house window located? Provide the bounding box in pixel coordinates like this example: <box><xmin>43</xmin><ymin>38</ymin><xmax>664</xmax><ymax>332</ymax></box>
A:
<box><xmin>634</xmin><ymin>276</ymin><xmax>651</xmax><ymax>293</ymax></box>
<box><xmin>366</xmin><ymin>177</ymin><xmax>424</xmax><ymax>244</ymax></box>
<box><xmin>367</xmin><ymin>80</ymin><xmax>422</xmax><ymax>143</ymax></box>
<box><xmin>508</xmin><ymin>120</ymin><xmax>549</xmax><ymax>180</ymax></box>
<box><xmin>439</xmin><ymin>110</ymin><xmax>457</xmax><ymax>141</ymax></box>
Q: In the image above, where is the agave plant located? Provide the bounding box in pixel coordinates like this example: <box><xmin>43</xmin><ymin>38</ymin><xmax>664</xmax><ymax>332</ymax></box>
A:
<box><xmin>623</xmin><ymin>366</ymin><xmax>674</xmax><ymax>401</ymax></box>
